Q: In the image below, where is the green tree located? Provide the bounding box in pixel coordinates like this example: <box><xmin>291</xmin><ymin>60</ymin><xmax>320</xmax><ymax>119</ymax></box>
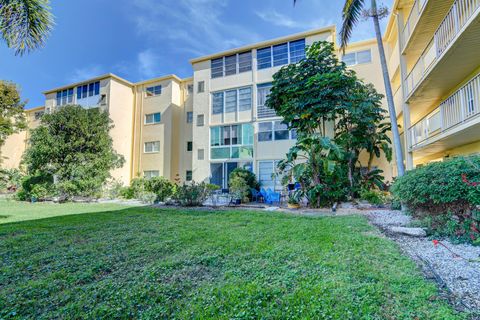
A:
<box><xmin>0</xmin><ymin>80</ymin><xmax>26</xmax><ymax>162</ymax></box>
<box><xmin>22</xmin><ymin>105</ymin><xmax>125</xmax><ymax>199</ymax></box>
<box><xmin>294</xmin><ymin>0</ymin><xmax>405</xmax><ymax>177</ymax></box>
<box><xmin>0</xmin><ymin>0</ymin><xmax>54</xmax><ymax>55</ymax></box>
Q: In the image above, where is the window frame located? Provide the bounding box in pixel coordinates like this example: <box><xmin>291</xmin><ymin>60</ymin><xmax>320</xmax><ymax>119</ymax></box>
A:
<box><xmin>186</xmin><ymin>170</ymin><xmax>193</xmax><ymax>181</ymax></box>
<box><xmin>144</xmin><ymin>170</ymin><xmax>160</xmax><ymax>179</ymax></box>
<box><xmin>146</xmin><ymin>85</ymin><xmax>162</xmax><ymax>97</ymax></box>
<box><xmin>211</xmin><ymin>86</ymin><xmax>252</xmax><ymax>117</ymax></box>
<box><xmin>257</xmin><ymin>120</ymin><xmax>297</xmax><ymax>142</ymax></box>
<box><xmin>210</xmin><ymin>51</ymin><xmax>252</xmax><ymax>78</ymax></box>
<box><xmin>257</xmin><ymin>39</ymin><xmax>305</xmax><ymax>71</ymax></box>
<box><xmin>186</xmin><ymin>111</ymin><xmax>193</xmax><ymax>123</ymax></box>
<box><xmin>342</xmin><ymin>49</ymin><xmax>372</xmax><ymax>66</ymax></box>
<box><xmin>144</xmin><ymin>141</ymin><xmax>160</xmax><ymax>153</ymax></box>
<box><xmin>144</xmin><ymin>112</ymin><xmax>161</xmax><ymax>125</ymax></box>
<box><xmin>210</xmin><ymin>123</ymin><xmax>254</xmax><ymax>160</ymax></box>
<box><xmin>187</xmin><ymin>141</ymin><xmax>193</xmax><ymax>152</ymax></box>
<box><xmin>197</xmin><ymin>114</ymin><xmax>205</xmax><ymax>127</ymax></box>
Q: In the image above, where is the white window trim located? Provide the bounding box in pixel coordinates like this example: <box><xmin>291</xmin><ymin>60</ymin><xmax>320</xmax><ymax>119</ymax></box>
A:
<box><xmin>342</xmin><ymin>49</ymin><xmax>372</xmax><ymax>67</ymax></box>
<box><xmin>211</xmin><ymin>51</ymin><xmax>252</xmax><ymax>78</ymax></box>
<box><xmin>257</xmin><ymin>39</ymin><xmax>305</xmax><ymax>71</ymax></box>
<box><xmin>209</xmin><ymin>123</ymin><xmax>254</xmax><ymax>161</ymax></box>
<box><xmin>145</xmin><ymin>85</ymin><xmax>162</xmax><ymax>98</ymax></box>
<box><xmin>144</xmin><ymin>112</ymin><xmax>161</xmax><ymax>125</ymax></box>
<box><xmin>211</xmin><ymin>86</ymin><xmax>252</xmax><ymax>118</ymax></box>
<box><xmin>144</xmin><ymin>141</ymin><xmax>160</xmax><ymax>154</ymax></box>
<box><xmin>257</xmin><ymin>120</ymin><xmax>296</xmax><ymax>142</ymax></box>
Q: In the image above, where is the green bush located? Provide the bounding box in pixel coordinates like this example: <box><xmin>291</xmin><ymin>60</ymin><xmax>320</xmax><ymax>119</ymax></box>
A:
<box><xmin>174</xmin><ymin>181</ymin><xmax>211</xmax><ymax>206</ymax></box>
<box><xmin>16</xmin><ymin>173</ymin><xmax>56</xmax><ymax>201</ymax></box>
<box><xmin>229</xmin><ymin>176</ymin><xmax>250</xmax><ymax>203</ymax></box>
<box><xmin>229</xmin><ymin>168</ymin><xmax>259</xmax><ymax>191</ymax></box>
<box><xmin>137</xmin><ymin>191</ymin><xmax>157</xmax><ymax>204</ymax></box>
<box><xmin>102</xmin><ymin>179</ymin><xmax>124</xmax><ymax>200</ymax></box>
<box><xmin>359</xmin><ymin>188</ymin><xmax>386</xmax><ymax>205</ymax></box>
<box><xmin>0</xmin><ymin>168</ymin><xmax>23</xmax><ymax>192</ymax></box>
<box><xmin>126</xmin><ymin>177</ymin><xmax>175</xmax><ymax>202</ymax></box>
<box><xmin>391</xmin><ymin>156</ymin><xmax>480</xmax><ymax>243</ymax></box>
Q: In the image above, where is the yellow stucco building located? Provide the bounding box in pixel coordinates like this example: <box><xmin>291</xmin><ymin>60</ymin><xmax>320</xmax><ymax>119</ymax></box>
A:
<box><xmin>2</xmin><ymin>0</ymin><xmax>480</xmax><ymax>189</ymax></box>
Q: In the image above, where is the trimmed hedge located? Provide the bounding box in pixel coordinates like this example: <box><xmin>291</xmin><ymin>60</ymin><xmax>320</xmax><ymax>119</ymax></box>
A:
<box><xmin>391</xmin><ymin>156</ymin><xmax>480</xmax><ymax>243</ymax></box>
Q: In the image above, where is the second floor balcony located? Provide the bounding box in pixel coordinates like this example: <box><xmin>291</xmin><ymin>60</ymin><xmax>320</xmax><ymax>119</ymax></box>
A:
<box><xmin>409</xmin><ymin>72</ymin><xmax>480</xmax><ymax>151</ymax></box>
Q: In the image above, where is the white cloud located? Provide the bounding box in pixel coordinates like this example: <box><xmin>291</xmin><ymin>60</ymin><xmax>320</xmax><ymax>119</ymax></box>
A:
<box><xmin>69</xmin><ymin>65</ymin><xmax>105</xmax><ymax>83</ymax></box>
<box><xmin>255</xmin><ymin>9</ymin><xmax>332</xmax><ymax>29</ymax></box>
<box><xmin>127</xmin><ymin>0</ymin><xmax>262</xmax><ymax>56</ymax></box>
<box><xmin>137</xmin><ymin>49</ymin><xmax>162</xmax><ymax>78</ymax></box>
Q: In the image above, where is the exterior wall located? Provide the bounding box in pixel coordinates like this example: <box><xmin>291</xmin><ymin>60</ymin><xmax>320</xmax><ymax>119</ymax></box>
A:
<box><xmin>1</xmin><ymin>107</ymin><xmax>44</xmax><ymax>169</ymax></box>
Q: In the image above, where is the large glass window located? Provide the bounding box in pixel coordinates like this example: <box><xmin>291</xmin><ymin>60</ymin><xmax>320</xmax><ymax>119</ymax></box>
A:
<box><xmin>289</xmin><ymin>39</ymin><xmax>306</xmax><ymax>63</ymax></box>
<box><xmin>211</xmin><ymin>58</ymin><xmax>224</xmax><ymax>78</ymax></box>
<box><xmin>257</xmin><ymin>39</ymin><xmax>305</xmax><ymax>70</ymax></box>
<box><xmin>258</xmin><ymin>121</ymin><xmax>297</xmax><ymax>142</ymax></box>
<box><xmin>211</xmin><ymin>51</ymin><xmax>252</xmax><ymax>78</ymax></box>
<box><xmin>257</xmin><ymin>47</ymin><xmax>272</xmax><ymax>70</ymax></box>
<box><xmin>257</xmin><ymin>83</ymin><xmax>276</xmax><ymax>118</ymax></box>
<box><xmin>273</xmin><ymin>43</ymin><xmax>288</xmax><ymax>66</ymax></box>
<box><xmin>212</xmin><ymin>92</ymin><xmax>224</xmax><ymax>114</ymax></box>
<box><xmin>56</xmin><ymin>88</ymin><xmax>73</xmax><ymax>106</ymax></box>
<box><xmin>258</xmin><ymin>160</ymin><xmax>282</xmax><ymax>190</ymax></box>
<box><xmin>211</xmin><ymin>87</ymin><xmax>252</xmax><ymax>116</ymax></box>
<box><xmin>210</xmin><ymin>124</ymin><xmax>254</xmax><ymax>160</ymax></box>
<box><xmin>144</xmin><ymin>171</ymin><xmax>160</xmax><ymax>179</ymax></box>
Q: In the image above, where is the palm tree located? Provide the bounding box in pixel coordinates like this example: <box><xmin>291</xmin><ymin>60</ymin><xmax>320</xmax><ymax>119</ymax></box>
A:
<box><xmin>294</xmin><ymin>0</ymin><xmax>405</xmax><ymax>177</ymax></box>
<box><xmin>0</xmin><ymin>0</ymin><xmax>54</xmax><ymax>55</ymax></box>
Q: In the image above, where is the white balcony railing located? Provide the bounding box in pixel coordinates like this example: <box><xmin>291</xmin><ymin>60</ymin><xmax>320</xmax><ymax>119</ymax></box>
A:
<box><xmin>409</xmin><ymin>72</ymin><xmax>480</xmax><ymax>148</ymax></box>
<box><xmin>404</xmin><ymin>0</ymin><xmax>480</xmax><ymax>97</ymax></box>
<box><xmin>402</xmin><ymin>0</ymin><xmax>428</xmax><ymax>48</ymax></box>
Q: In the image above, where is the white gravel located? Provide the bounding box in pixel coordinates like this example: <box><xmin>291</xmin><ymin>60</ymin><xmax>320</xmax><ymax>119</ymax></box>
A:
<box><xmin>367</xmin><ymin>210</ymin><xmax>480</xmax><ymax>314</ymax></box>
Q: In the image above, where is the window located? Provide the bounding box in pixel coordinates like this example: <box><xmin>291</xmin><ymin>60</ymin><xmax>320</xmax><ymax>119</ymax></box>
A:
<box><xmin>76</xmin><ymin>81</ymin><xmax>100</xmax><ymax>100</ymax></box>
<box><xmin>144</xmin><ymin>141</ymin><xmax>160</xmax><ymax>153</ymax></box>
<box><xmin>211</xmin><ymin>58</ymin><xmax>224</xmax><ymax>78</ymax></box>
<box><xmin>257</xmin><ymin>39</ymin><xmax>305</xmax><ymax>70</ymax></box>
<box><xmin>187</xmin><ymin>84</ymin><xmax>194</xmax><ymax>94</ymax></box>
<box><xmin>34</xmin><ymin>111</ymin><xmax>44</xmax><ymax>120</ymax></box>
<box><xmin>342</xmin><ymin>49</ymin><xmax>372</xmax><ymax>66</ymax></box>
<box><xmin>56</xmin><ymin>88</ymin><xmax>74</xmax><ymax>106</ymax></box>
<box><xmin>210</xmin><ymin>51</ymin><xmax>252</xmax><ymax>78</ymax></box>
<box><xmin>212</xmin><ymin>92</ymin><xmax>224</xmax><ymax>114</ymax></box>
<box><xmin>187</xmin><ymin>141</ymin><xmax>193</xmax><ymax>152</ymax></box>
<box><xmin>146</xmin><ymin>85</ymin><xmax>162</xmax><ymax>97</ymax></box>
<box><xmin>210</xmin><ymin>124</ymin><xmax>254</xmax><ymax>160</ymax></box>
<box><xmin>144</xmin><ymin>171</ymin><xmax>160</xmax><ymax>179</ymax></box>
<box><xmin>289</xmin><ymin>39</ymin><xmax>306</xmax><ymax>63</ymax></box>
<box><xmin>257</xmin><ymin>47</ymin><xmax>272</xmax><ymax>70</ymax></box>
<box><xmin>258</xmin><ymin>121</ymin><xmax>296</xmax><ymax>142</ymax></box>
<box><xmin>225</xmin><ymin>54</ymin><xmax>237</xmax><ymax>76</ymax></box>
<box><xmin>257</xmin><ymin>83</ymin><xmax>276</xmax><ymax>118</ymax></box>
<box><xmin>186</xmin><ymin>111</ymin><xmax>193</xmax><ymax>123</ymax></box>
<box><xmin>186</xmin><ymin>171</ymin><xmax>193</xmax><ymax>181</ymax></box>
<box><xmin>145</xmin><ymin>112</ymin><xmax>161</xmax><ymax>124</ymax></box>
<box><xmin>258</xmin><ymin>160</ymin><xmax>282</xmax><ymax>190</ymax></box>
<box><xmin>273</xmin><ymin>43</ymin><xmax>288</xmax><ymax>66</ymax></box>
<box><xmin>197</xmin><ymin>81</ymin><xmax>205</xmax><ymax>93</ymax></box>
<box><xmin>198</xmin><ymin>149</ymin><xmax>205</xmax><ymax>160</ymax></box>
<box><xmin>197</xmin><ymin>114</ymin><xmax>205</xmax><ymax>126</ymax></box>
<box><xmin>238</xmin><ymin>51</ymin><xmax>252</xmax><ymax>73</ymax></box>
<box><xmin>211</xmin><ymin>86</ymin><xmax>252</xmax><ymax>116</ymax></box>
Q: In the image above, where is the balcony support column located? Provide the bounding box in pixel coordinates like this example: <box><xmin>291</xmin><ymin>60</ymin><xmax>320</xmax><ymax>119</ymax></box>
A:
<box><xmin>397</xmin><ymin>10</ymin><xmax>415</xmax><ymax>170</ymax></box>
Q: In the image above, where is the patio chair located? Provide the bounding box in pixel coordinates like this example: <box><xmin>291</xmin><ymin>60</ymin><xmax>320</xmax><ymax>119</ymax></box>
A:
<box><xmin>266</xmin><ymin>188</ymin><xmax>281</xmax><ymax>205</ymax></box>
<box><xmin>260</xmin><ymin>188</ymin><xmax>268</xmax><ymax>203</ymax></box>
<box><xmin>250</xmin><ymin>188</ymin><xmax>261</xmax><ymax>202</ymax></box>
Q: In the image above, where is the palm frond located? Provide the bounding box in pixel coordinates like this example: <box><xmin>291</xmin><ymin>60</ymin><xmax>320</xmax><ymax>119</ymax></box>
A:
<box><xmin>339</xmin><ymin>0</ymin><xmax>365</xmax><ymax>53</ymax></box>
<box><xmin>0</xmin><ymin>0</ymin><xmax>54</xmax><ymax>56</ymax></box>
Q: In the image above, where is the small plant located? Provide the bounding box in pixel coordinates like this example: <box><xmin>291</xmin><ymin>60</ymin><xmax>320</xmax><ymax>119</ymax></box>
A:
<box><xmin>102</xmin><ymin>178</ymin><xmax>124</xmax><ymax>200</ymax></box>
<box><xmin>126</xmin><ymin>176</ymin><xmax>175</xmax><ymax>202</ymax></box>
<box><xmin>359</xmin><ymin>188</ymin><xmax>385</xmax><ymax>205</ymax></box>
<box><xmin>287</xmin><ymin>190</ymin><xmax>303</xmax><ymax>209</ymax></box>
<box><xmin>137</xmin><ymin>191</ymin><xmax>157</xmax><ymax>204</ymax></box>
<box><xmin>229</xmin><ymin>176</ymin><xmax>250</xmax><ymax>203</ymax></box>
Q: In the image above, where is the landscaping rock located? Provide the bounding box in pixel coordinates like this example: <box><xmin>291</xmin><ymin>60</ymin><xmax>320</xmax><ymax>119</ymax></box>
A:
<box><xmin>390</xmin><ymin>226</ymin><xmax>427</xmax><ymax>237</ymax></box>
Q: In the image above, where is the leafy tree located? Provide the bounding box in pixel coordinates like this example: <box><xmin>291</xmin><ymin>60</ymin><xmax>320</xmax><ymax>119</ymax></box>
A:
<box><xmin>0</xmin><ymin>0</ymin><xmax>54</xmax><ymax>55</ymax></box>
<box><xmin>269</xmin><ymin>41</ymin><xmax>391</xmax><ymax>207</ymax></box>
<box><xmin>22</xmin><ymin>105</ymin><xmax>125</xmax><ymax>199</ymax></box>
<box><xmin>0</xmin><ymin>80</ymin><xmax>26</xmax><ymax>161</ymax></box>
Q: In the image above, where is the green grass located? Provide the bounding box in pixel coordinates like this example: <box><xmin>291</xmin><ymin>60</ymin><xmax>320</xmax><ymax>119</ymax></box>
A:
<box><xmin>0</xmin><ymin>203</ymin><xmax>468</xmax><ymax>319</ymax></box>
<box><xmin>0</xmin><ymin>199</ymin><xmax>130</xmax><ymax>224</ymax></box>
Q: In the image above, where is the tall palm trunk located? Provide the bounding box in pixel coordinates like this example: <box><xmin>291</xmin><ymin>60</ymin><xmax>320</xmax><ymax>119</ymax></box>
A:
<box><xmin>371</xmin><ymin>0</ymin><xmax>405</xmax><ymax>176</ymax></box>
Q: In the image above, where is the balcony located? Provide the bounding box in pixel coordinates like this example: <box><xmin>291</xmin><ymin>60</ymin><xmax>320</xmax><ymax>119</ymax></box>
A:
<box><xmin>402</xmin><ymin>0</ymin><xmax>455</xmax><ymax>53</ymax></box>
<box><xmin>404</xmin><ymin>0</ymin><xmax>480</xmax><ymax>104</ymax></box>
<box><xmin>409</xmin><ymin>72</ymin><xmax>480</xmax><ymax>152</ymax></box>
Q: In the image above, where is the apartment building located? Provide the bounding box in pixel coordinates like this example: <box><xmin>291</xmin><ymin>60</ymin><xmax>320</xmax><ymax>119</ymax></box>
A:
<box><xmin>2</xmin><ymin>0</ymin><xmax>479</xmax><ymax>188</ymax></box>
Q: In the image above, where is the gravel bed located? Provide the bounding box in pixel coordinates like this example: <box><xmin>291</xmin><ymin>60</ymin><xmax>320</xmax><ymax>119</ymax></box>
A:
<box><xmin>367</xmin><ymin>210</ymin><xmax>480</xmax><ymax>314</ymax></box>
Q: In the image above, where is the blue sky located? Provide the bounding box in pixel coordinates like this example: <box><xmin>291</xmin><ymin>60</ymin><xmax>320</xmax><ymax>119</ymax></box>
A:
<box><xmin>0</xmin><ymin>0</ymin><xmax>393</xmax><ymax>108</ymax></box>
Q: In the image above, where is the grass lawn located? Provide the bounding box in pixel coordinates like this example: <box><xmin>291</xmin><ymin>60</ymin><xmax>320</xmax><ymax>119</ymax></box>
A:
<box><xmin>0</xmin><ymin>199</ymin><xmax>130</xmax><ymax>224</ymax></box>
<box><xmin>0</xmin><ymin>203</ymin><xmax>467</xmax><ymax>319</ymax></box>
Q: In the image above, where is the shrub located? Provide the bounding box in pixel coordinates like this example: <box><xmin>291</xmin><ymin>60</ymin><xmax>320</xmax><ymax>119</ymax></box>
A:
<box><xmin>0</xmin><ymin>168</ymin><xmax>23</xmax><ymax>193</ymax></box>
<box><xmin>137</xmin><ymin>191</ymin><xmax>157</xmax><ymax>204</ymax></box>
<box><xmin>102</xmin><ymin>179</ymin><xmax>124</xmax><ymax>200</ymax></box>
<box><xmin>229</xmin><ymin>168</ymin><xmax>259</xmax><ymax>190</ymax></box>
<box><xmin>391</xmin><ymin>156</ymin><xmax>480</xmax><ymax>243</ymax></box>
<box><xmin>359</xmin><ymin>188</ymin><xmax>386</xmax><ymax>205</ymax></box>
<box><xmin>174</xmin><ymin>181</ymin><xmax>211</xmax><ymax>206</ymax></box>
<box><xmin>127</xmin><ymin>177</ymin><xmax>175</xmax><ymax>202</ymax></box>
<box><xmin>16</xmin><ymin>173</ymin><xmax>56</xmax><ymax>201</ymax></box>
<box><xmin>229</xmin><ymin>176</ymin><xmax>250</xmax><ymax>203</ymax></box>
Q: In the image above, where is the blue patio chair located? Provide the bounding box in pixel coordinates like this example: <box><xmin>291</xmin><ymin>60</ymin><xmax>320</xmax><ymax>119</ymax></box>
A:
<box><xmin>250</xmin><ymin>188</ymin><xmax>260</xmax><ymax>202</ymax></box>
<box><xmin>294</xmin><ymin>182</ymin><xmax>301</xmax><ymax>190</ymax></box>
<box><xmin>260</xmin><ymin>188</ymin><xmax>268</xmax><ymax>203</ymax></box>
<box><xmin>266</xmin><ymin>188</ymin><xmax>281</xmax><ymax>205</ymax></box>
